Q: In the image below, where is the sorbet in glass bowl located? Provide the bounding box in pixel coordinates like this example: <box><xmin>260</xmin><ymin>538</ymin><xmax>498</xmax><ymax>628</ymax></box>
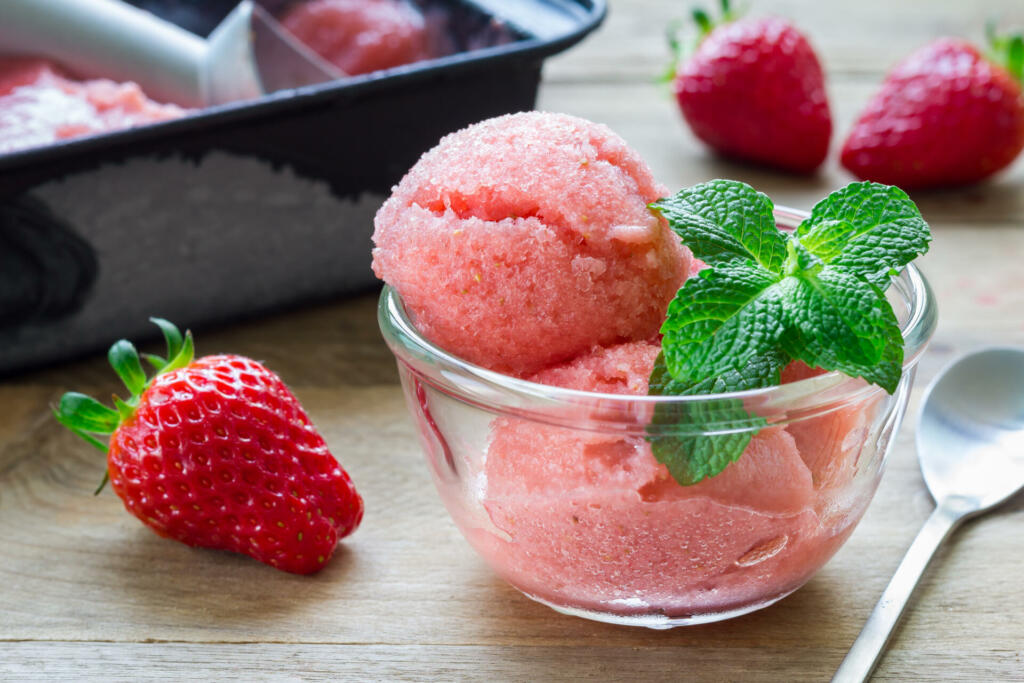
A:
<box><xmin>373</xmin><ymin>111</ymin><xmax>935</xmax><ymax>627</ymax></box>
<box><xmin>378</xmin><ymin>219</ymin><xmax>935</xmax><ymax>626</ymax></box>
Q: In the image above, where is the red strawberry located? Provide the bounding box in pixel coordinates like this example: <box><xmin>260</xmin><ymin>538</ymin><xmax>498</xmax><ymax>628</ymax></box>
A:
<box><xmin>668</xmin><ymin>1</ymin><xmax>831</xmax><ymax>173</ymax></box>
<box><xmin>841</xmin><ymin>32</ymin><xmax>1024</xmax><ymax>189</ymax></box>
<box><xmin>55</xmin><ymin>319</ymin><xmax>363</xmax><ymax>574</ymax></box>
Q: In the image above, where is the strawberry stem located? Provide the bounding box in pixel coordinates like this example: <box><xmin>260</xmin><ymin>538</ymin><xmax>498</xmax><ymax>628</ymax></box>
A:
<box><xmin>659</xmin><ymin>20</ymin><xmax>686</xmax><ymax>84</ymax></box>
<box><xmin>662</xmin><ymin>2</ymin><xmax>723</xmax><ymax>82</ymax></box>
<box><xmin>719</xmin><ymin>0</ymin><xmax>734</xmax><ymax>22</ymax></box>
<box><xmin>93</xmin><ymin>470</ymin><xmax>110</xmax><ymax>496</ymax></box>
<box><xmin>986</xmin><ymin>22</ymin><xmax>1024</xmax><ymax>84</ymax></box>
<box><xmin>664</xmin><ymin>0</ymin><xmax>748</xmax><ymax>76</ymax></box>
<box><xmin>108</xmin><ymin>340</ymin><xmax>147</xmax><ymax>399</ymax></box>
<box><xmin>1009</xmin><ymin>35</ymin><xmax>1024</xmax><ymax>83</ymax></box>
<box><xmin>114</xmin><ymin>396</ymin><xmax>136</xmax><ymax>422</ymax></box>
<box><xmin>55</xmin><ymin>393</ymin><xmax>120</xmax><ymax>433</ymax></box>
<box><xmin>692</xmin><ymin>8</ymin><xmax>713</xmax><ymax>36</ymax></box>
<box><xmin>151</xmin><ymin>317</ymin><xmax>183</xmax><ymax>366</ymax></box>
<box><xmin>54</xmin><ymin>318</ymin><xmax>195</xmax><ymax>495</ymax></box>
<box><xmin>162</xmin><ymin>331</ymin><xmax>195</xmax><ymax>374</ymax></box>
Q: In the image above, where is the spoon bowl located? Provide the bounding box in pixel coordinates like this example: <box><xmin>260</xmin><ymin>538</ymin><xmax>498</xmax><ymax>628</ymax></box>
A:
<box><xmin>834</xmin><ymin>346</ymin><xmax>1024</xmax><ymax>682</ymax></box>
<box><xmin>917</xmin><ymin>347</ymin><xmax>1024</xmax><ymax>512</ymax></box>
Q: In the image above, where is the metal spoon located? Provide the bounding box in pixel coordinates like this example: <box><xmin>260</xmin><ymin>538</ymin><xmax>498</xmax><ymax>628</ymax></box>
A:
<box><xmin>833</xmin><ymin>347</ymin><xmax>1024</xmax><ymax>682</ymax></box>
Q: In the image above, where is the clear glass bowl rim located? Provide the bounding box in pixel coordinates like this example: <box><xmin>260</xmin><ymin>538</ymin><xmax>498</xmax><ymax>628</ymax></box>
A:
<box><xmin>377</xmin><ymin>205</ymin><xmax>937</xmax><ymax>429</ymax></box>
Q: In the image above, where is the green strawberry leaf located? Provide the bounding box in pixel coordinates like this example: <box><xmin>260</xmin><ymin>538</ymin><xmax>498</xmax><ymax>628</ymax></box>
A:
<box><xmin>796</xmin><ymin>182</ymin><xmax>932</xmax><ymax>288</ymax></box>
<box><xmin>780</xmin><ymin>267</ymin><xmax>904</xmax><ymax>393</ymax></box>
<box><xmin>987</xmin><ymin>23</ymin><xmax>1024</xmax><ymax>84</ymax></box>
<box><xmin>660</xmin><ymin>262</ymin><xmax>787</xmax><ymax>382</ymax></box>
<box><xmin>150</xmin><ymin>317</ymin><xmax>184</xmax><ymax>366</ymax></box>
<box><xmin>142</xmin><ymin>353</ymin><xmax>168</xmax><ymax>371</ymax></box>
<box><xmin>647</xmin><ymin>350</ymin><xmax>787</xmax><ymax>485</ymax></box>
<box><xmin>162</xmin><ymin>330</ymin><xmax>195</xmax><ymax>374</ymax></box>
<box><xmin>55</xmin><ymin>318</ymin><xmax>198</xmax><ymax>494</ymax></box>
<box><xmin>54</xmin><ymin>392</ymin><xmax>120</xmax><ymax>434</ymax></box>
<box><xmin>108</xmin><ymin>340</ymin><xmax>147</xmax><ymax>398</ymax></box>
<box><xmin>651</xmin><ymin>179</ymin><xmax>788</xmax><ymax>273</ymax></box>
<box><xmin>1010</xmin><ymin>35</ymin><xmax>1024</xmax><ymax>83</ymax></box>
<box><xmin>52</xmin><ymin>393</ymin><xmax>115</xmax><ymax>456</ymax></box>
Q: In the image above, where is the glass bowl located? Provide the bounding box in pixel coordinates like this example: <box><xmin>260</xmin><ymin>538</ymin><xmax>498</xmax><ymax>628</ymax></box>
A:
<box><xmin>378</xmin><ymin>207</ymin><xmax>937</xmax><ymax>628</ymax></box>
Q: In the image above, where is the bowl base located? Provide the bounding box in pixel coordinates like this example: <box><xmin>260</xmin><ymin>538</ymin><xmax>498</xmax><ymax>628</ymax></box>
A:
<box><xmin>521</xmin><ymin>588</ymin><xmax>800</xmax><ymax>629</ymax></box>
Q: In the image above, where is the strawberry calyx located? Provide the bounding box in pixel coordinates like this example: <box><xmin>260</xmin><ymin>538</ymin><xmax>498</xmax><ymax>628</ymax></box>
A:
<box><xmin>663</xmin><ymin>0</ymin><xmax>743</xmax><ymax>82</ymax></box>
<box><xmin>986</xmin><ymin>22</ymin><xmax>1024</xmax><ymax>84</ymax></box>
<box><xmin>54</xmin><ymin>318</ymin><xmax>194</xmax><ymax>494</ymax></box>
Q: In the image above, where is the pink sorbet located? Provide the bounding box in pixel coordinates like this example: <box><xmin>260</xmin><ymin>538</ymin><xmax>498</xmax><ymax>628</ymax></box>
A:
<box><xmin>372</xmin><ymin>112</ymin><xmax>691</xmax><ymax>375</ymax></box>
<box><xmin>0</xmin><ymin>58</ymin><xmax>187</xmax><ymax>155</ymax></box>
<box><xmin>462</xmin><ymin>341</ymin><xmax>871</xmax><ymax>617</ymax></box>
<box><xmin>280</xmin><ymin>0</ymin><xmax>432</xmax><ymax>76</ymax></box>
<box><xmin>780</xmin><ymin>361</ymin><xmax>882</xmax><ymax>491</ymax></box>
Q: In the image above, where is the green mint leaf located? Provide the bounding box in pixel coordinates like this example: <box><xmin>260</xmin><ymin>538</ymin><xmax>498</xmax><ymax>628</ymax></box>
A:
<box><xmin>780</xmin><ymin>267</ymin><xmax>904</xmax><ymax>393</ymax></box>
<box><xmin>651</xmin><ymin>180</ymin><xmax>788</xmax><ymax>273</ymax></box>
<box><xmin>647</xmin><ymin>350</ymin><xmax>787</xmax><ymax>485</ymax></box>
<box><xmin>796</xmin><ymin>182</ymin><xmax>932</xmax><ymax>288</ymax></box>
<box><xmin>792</xmin><ymin>219</ymin><xmax>851</xmax><ymax>262</ymax></box>
<box><xmin>650</xmin><ymin>180</ymin><xmax>930</xmax><ymax>487</ymax></box>
<box><xmin>660</xmin><ymin>262</ymin><xmax>787</xmax><ymax>382</ymax></box>
<box><xmin>784</xmin><ymin>238</ymin><xmax>824</xmax><ymax>277</ymax></box>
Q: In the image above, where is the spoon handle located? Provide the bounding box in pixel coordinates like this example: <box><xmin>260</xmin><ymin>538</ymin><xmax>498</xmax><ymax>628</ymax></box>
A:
<box><xmin>832</xmin><ymin>500</ymin><xmax>967</xmax><ymax>682</ymax></box>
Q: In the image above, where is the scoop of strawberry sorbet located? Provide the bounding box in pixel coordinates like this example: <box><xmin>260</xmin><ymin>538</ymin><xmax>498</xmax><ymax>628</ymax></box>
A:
<box><xmin>280</xmin><ymin>0</ymin><xmax>431</xmax><ymax>75</ymax></box>
<box><xmin>372</xmin><ymin>112</ymin><xmax>691</xmax><ymax>375</ymax></box>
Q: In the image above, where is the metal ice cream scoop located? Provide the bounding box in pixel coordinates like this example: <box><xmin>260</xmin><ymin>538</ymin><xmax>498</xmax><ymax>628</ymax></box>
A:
<box><xmin>0</xmin><ymin>0</ymin><xmax>343</xmax><ymax>107</ymax></box>
<box><xmin>833</xmin><ymin>346</ymin><xmax>1024</xmax><ymax>682</ymax></box>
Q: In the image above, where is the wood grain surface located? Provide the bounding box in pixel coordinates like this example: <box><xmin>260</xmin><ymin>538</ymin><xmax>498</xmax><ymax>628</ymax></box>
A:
<box><xmin>3</xmin><ymin>0</ymin><xmax>1024</xmax><ymax>680</ymax></box>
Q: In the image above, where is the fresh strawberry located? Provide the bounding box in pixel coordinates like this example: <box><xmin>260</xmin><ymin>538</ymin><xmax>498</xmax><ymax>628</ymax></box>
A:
<box><xmin>841</xmin><ymin>31</ymin><xmax>1024</xmax><ymax>189</ymax></box>
<box><xmin>55</xmin><ymin>319</ymin><xmax>363</xmax><ymax>574</ymax></box>
<box><xmin>667</xmin><ymin>1</ymin><xmax>831</xmax><ymax>173</ymax></box>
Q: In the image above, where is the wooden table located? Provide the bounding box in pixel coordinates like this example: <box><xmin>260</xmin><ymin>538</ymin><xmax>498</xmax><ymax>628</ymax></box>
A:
<box><xmin>3</xmin><ymin>1</ymin><xmax>1024</xmax><ymax>680</ymax></box>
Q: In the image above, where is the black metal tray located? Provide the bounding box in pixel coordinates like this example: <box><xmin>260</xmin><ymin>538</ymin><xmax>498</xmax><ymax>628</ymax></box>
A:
<box><xmin>0</xmin><ymin>0</ymin><xmax>605</xmax><ymax>374</ymax></box>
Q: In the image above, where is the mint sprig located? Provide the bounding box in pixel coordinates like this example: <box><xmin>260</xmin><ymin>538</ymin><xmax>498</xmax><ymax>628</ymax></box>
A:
<box><xmin>647</xmin><ymin>180</ymin><xmax>931</xmax><ymax>485</ymax></box>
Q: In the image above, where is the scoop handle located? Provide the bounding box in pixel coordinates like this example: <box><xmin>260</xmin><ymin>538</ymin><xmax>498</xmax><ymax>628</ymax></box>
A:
<box><xmin>0</xmin><ymin>0</ymin><xmax>204</xmax><ymax>107</ymax></box>
<box><xmin>832</xmin><ymin>500</ymin><xmax>967</xmax><ymax>682</ymax></box>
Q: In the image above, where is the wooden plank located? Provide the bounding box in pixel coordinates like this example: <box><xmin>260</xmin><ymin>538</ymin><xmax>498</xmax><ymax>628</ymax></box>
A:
<box><xmin>2</xmin><ymin>325</ymin><xmax>1022</xmax><ymax>663</ymax></box>
<box><xmin>1</xmin><ymin>641</ymin><xmax>1022</xmax><ymax>682</ymax></box>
